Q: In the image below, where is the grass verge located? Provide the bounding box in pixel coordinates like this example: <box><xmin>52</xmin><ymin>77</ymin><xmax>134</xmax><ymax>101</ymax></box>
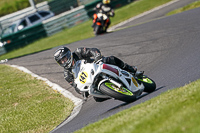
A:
<box><xmin>0</xmin><ymin>0</ymin><xmax>173</xmax><ymax>60</ymax></box>
<box><xmin>0</xmin><ymin>64</ymin><xmax>74</xmax><ymax>133</ymax></box>
<box><xmin>0</xmin><ymin>0</ymin><xmax>46</xmax><ymax>17</ymax></box>
<box><xmin>0</xmin><ymin>0</ymin><xmax>30</xmax><ymax>17</ymax></box>
<box><xmin>75</xmin><ymin>80</ymin><xmax>200</xmax><ymax>133</ymax></box>
<box><xmin>166</xmin><ymin>0</ymin><xmax>200</xmax><ymax>16</ymax></box>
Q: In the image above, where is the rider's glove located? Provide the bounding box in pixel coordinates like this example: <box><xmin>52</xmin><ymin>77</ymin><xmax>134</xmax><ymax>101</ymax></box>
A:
<box><xmin>94</xmin><ymin>53</ymin><xmax>102</xmax><ymax>62</ymax></box>
<box><xmin>64</xmin><ymin>69</ymin><xmax>74</xmax><ymax>84</ymax></box>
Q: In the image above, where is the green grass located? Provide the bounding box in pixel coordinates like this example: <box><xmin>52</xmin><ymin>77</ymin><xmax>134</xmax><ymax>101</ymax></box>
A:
<box><xmin>111</xmin><ymin>0</ymin><xmax>172</xmax><ymax>26</ymax></box>
<box><xmin>0</xmin><ymin>0</ymin><xmax>46</xmax><ymax>17</ymax></box>
<box><xmin>0</xmin><ymin>0</ymin><xmax>29</xmax><ymax>17</ymax></box>
<box><xmin>0</xmin><ymin>64</ymin><xmax>74</xmax><ymax>133</ymax></box>
<box><xmin>0</xmin><ymin>0</ymin><xmax>174</xmax><ymax>60</ymax></box>
<box><xmin>75</xmin><ymin>80</ymin><xmax>200</xmax><ymax>133</ymax></box>
<box><xmin>166</xmin><ymin>0</ymin><xmax>200</xmax><ymax>16</ymax></box>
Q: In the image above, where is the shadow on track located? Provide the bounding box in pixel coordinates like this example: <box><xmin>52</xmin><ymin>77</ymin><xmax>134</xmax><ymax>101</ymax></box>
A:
<box><xmin>102</xmin><ymin>86</ymin><xmax>165</xmax><ymax>113</ymax></box>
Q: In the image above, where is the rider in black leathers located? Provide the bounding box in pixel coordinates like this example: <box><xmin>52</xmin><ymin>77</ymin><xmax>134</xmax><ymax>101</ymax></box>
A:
<box><xmin>54</xmin><ymin>46</ymin><xmax>142</xmax><ymax>83</ymax></box>
<box><xmin>54</xmin><ymin>46</ymin><xmax>143</xmax><ymax>96</ymax></box>
<box><xmin>92</xmin><ymin>0</ymin><xmax>115</xmax><ymax>32</ymax></box>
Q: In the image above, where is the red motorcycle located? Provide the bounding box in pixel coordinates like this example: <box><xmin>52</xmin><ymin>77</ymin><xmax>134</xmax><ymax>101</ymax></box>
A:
<box><xmin>93</xmin><ymin>12</ymin><xmax>110</xmax><ymax>35</ymax></box>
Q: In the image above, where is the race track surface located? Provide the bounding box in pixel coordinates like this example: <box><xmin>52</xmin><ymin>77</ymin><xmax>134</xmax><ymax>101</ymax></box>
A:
<box><xmin>8</xmin><ymin>2</ymin><xmax>200</xmax><ymax>133</ymax></box>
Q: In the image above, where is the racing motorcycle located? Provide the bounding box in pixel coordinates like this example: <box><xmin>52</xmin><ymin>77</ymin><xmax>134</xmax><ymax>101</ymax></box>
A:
<box><xmin>93</xmin><ymin>13</ymin><xmax>109</xmax><ymax>35</ymax></box>
<box><xmin>92</xmin><ymin>9</ymin><xmax>114</xmax><ymax>35</ymax></box>
<box><xmin>72</xmin><ymin>59</ymin><xmax>156</xmax><ymax>103</ymax></box>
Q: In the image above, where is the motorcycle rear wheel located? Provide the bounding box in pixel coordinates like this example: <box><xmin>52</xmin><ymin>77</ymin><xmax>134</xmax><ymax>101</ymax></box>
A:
<box><xmin>99</xmin><ymin>82</ymin><xmax>136</xmax><ymax>103</ymax></box>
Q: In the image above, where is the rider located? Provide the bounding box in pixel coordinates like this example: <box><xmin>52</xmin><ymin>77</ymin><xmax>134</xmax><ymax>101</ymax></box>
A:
<box><xmin>54</xmin><ymin>46</ymin><xmax>143</xmax><ymax>88</ymax></box>
<box><xmin>92</xmin><ymin>0</ymin><xmax>115</xmax><ymax>32</ymax></box>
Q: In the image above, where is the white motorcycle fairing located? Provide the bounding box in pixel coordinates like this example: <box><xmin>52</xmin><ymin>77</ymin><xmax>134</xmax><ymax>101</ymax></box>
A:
<box><xmin>72</xmin><ymin>60</ymin><xmax>145</xmax><ymax>101</ymax></box>
<box><xmin>97</xmin><ymin>13</ymin><xmax>108</xmax><ymax>21</ymax></box>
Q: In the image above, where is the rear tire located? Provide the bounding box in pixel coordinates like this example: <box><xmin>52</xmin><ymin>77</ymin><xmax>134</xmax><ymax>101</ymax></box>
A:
<box><xmin>99</xmin><ymin>82</ymin><xmax>136</xmax><ymax>103</ymax></box>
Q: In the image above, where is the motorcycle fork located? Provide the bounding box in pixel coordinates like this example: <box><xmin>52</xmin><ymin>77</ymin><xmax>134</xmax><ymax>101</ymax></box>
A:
<box><xmin>82</xmin><ymin>92</ymin><xmax>89</xmax><ymax>101</ymax></box>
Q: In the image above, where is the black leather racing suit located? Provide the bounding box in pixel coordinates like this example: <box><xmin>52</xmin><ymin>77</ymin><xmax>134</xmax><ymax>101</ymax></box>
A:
<box><xmin>64</xmin><ymin>47</ymin><xmax>135</xmax><ymax>86</ymax></box>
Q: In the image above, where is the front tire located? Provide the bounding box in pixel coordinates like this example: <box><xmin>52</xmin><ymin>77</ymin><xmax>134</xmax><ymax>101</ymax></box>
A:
<box><xmin>99</xmin><ymin>82</ymin><xmax>136</xmax><ymax>103</ymax></box>
<box><xmin>138</xmin><ymin>75</ymin><xmax>156</xmax><ymax>93</ymax></box>
<box><xmin>94</xmin><ymin>25</ymin><xmax>101</xmax><ymax>35</ymax></box>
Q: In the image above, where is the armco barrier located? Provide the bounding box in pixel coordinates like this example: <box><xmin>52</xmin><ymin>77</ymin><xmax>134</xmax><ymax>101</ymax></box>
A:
<box><xmin>48</xmin><ymin>0</ymin><xmax>79</xmax><ymax>15</ymax></box>
<box><xmin>0</xmin><ymin>6</ymin><xmax>89</xmax><ymax>55</ymax></box>
<box><xmin>43</xmin><ymin>5</ymin><xmax>89</xmax><ymax>36</ymax></box>
<box><xmin>0</xmin><ymin>47</ymin><xmax>6</xmax><ymax>55</ymax></box>
<box><xmin>79</xmin><ymin>0</ymin><xmax>96</xmax><ymax>5</ymax></box>
<box><xmin>1</xmin><ymin>23</ymin><xmax>46</xmax><ymax>53</ymax></box>
<box><xmin>0</xmin><ymin>1</ymin><xmax>49</xmax><ymax>34</ymax></box>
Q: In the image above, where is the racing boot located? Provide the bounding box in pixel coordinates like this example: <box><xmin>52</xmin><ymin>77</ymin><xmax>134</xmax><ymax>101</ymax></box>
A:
<box><xmin>91</xmin><ymin>23</ymin><xmax>95</xmax><ymax>28</ymax></box>
<box><xmin>135</xmin><ymin>71</ymin><xmax>144</xmax><ymax>79</ymax></box>
<box><xmin>123</xmin><ymin>63</ymin><xmax>144</xmax><ymax>79</ymax></box>
<box><xmin>104</xmin><ymin>25</ymin><xmax>108</xmax><ymax>33</ymax></box>
<box><xmin>123</xmin><ymin>63</ymin><xmax>137</xmax><ymax>74</ymax></box>
<box><xmin>82</xmin><ymin>92</ymin><xmax>89</xmax><ymax>101</ymax></box>
<box><xmin>104</xmin><ymin>23</ymin><xmax>110</xmax><ymax>33</ymax></box>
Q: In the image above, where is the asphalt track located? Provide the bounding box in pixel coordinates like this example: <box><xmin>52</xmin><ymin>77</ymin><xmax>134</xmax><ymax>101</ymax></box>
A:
<box><xmin>7</xmin><ymin>0</ymin><xmax>200</xmax><ymax>132</ymax></box>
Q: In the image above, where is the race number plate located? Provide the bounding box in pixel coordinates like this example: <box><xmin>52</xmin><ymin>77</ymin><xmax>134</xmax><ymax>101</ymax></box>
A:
<box><xmin>79</xmin><ymin>72</ymin><xmax>88</xmax><ymax>84</ymax></box>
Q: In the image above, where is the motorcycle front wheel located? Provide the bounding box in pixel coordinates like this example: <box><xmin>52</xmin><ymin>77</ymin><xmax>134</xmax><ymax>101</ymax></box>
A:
<box><xmin>99</xmin><ymin>82</ymin><xmax>136</xmax><ymax>103</ymax></box>
<box><xmin>94</xmin><ymin>25</ymin><xmax>102</xmax><ymax>35</ymax></box>
<box><xmin>138</xmin><ymin>75</ymin><xmax>156</xmax><ymax>93</ymax></box>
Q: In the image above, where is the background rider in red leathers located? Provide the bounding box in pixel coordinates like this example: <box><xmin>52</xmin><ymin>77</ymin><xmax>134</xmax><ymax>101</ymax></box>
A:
<box><xmin>92</xmin><ymin>0</ymin><xmax>115</xmax><ymax>32</ymax></box>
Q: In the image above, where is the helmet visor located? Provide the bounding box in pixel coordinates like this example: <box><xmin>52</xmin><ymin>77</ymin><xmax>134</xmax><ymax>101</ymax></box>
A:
<box><xmin>57</xmin><ymin>51</ymin><xmax>72</xmax><ymax>68</ymax></box>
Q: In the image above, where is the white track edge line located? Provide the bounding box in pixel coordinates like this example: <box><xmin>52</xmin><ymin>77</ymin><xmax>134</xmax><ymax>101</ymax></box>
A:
<box><xmin>108</xmin><ymin>0</ymin><xmax>181</xmax><ymax>32</ymax></box>
<box><xmin>10</xmin><ymin>65</ymin><xmax>83</xmax><ymax>127</ymax></box>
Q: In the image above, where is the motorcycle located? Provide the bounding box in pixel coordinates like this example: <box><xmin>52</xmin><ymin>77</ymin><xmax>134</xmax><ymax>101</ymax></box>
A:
<box><xmin>92</xmin><ymin>9</ymin><xmax>114</xmax><ymax>36</ymax></box>
<box><xmin>72</xmin><ymin>59</ymin><xmax>156</xmax><ymax>103</ymax></box>
<box><xmin>92</xmin><ymin>12</ymin><xmax>109</xmax><ymax>35</ymax></box>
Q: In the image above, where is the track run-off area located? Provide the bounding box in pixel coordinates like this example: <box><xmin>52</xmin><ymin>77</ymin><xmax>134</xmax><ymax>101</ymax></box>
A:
<box><xmin>6</xmin><ymin>0</ymin><xmax>200</xmax><ymax>132</ymax></box>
